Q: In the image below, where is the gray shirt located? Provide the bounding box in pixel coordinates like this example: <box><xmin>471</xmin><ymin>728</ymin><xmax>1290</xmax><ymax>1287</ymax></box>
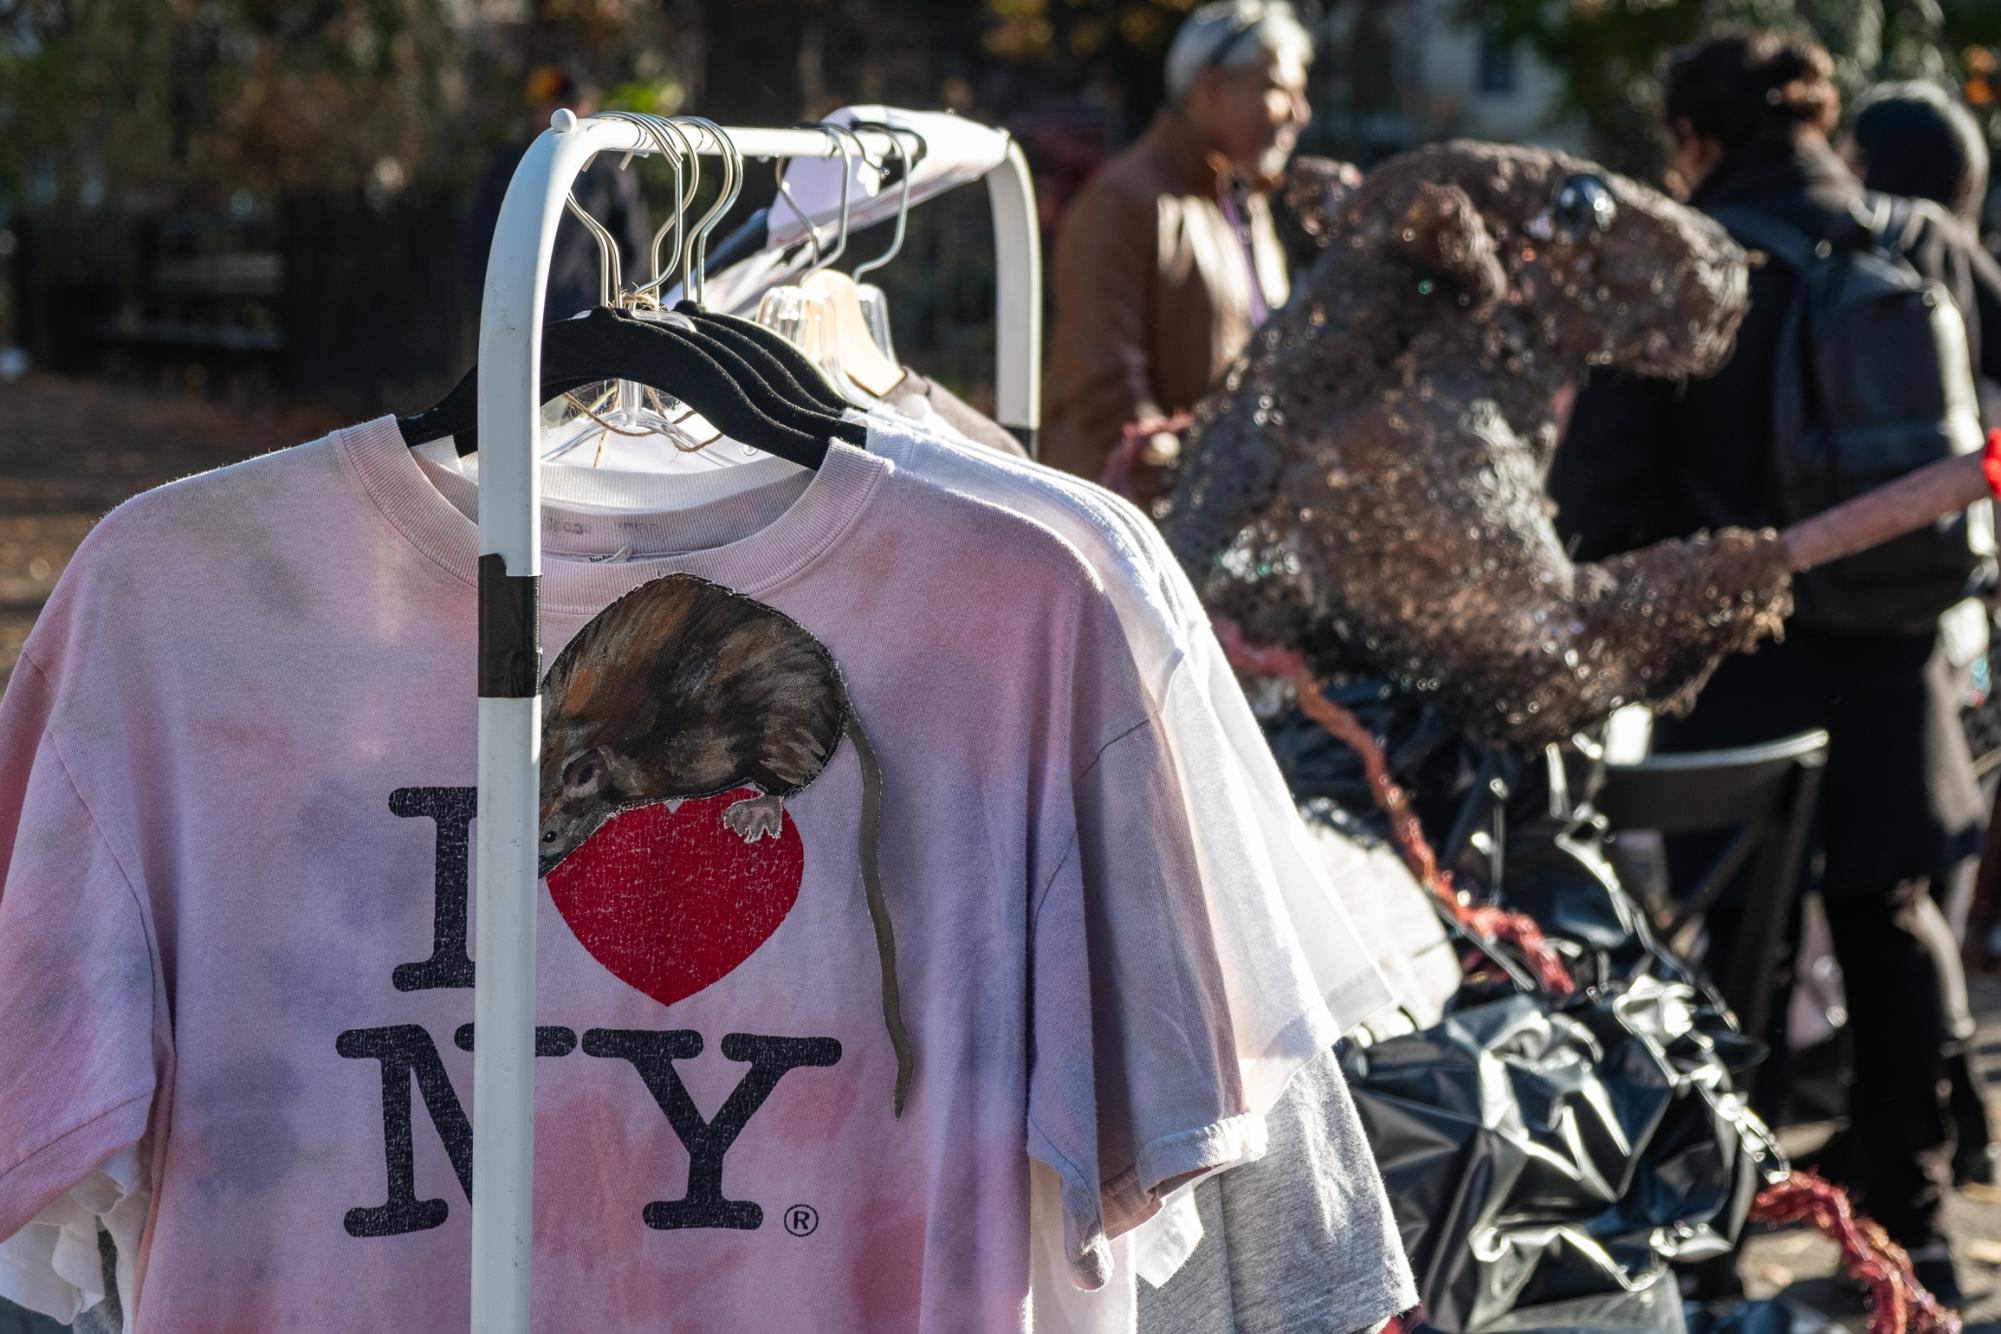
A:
<box><xmin>1138</xmin><ymin>1050</ymin><xmax>1417</xmax><ymax>1334</ymax></box>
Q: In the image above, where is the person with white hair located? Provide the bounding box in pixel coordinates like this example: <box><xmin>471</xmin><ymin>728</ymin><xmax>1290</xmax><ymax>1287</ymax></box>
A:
<box><xmin>1044</xmin><ymin>1</ymin><xmax>1314</xmax><ymax>491</ymax></box>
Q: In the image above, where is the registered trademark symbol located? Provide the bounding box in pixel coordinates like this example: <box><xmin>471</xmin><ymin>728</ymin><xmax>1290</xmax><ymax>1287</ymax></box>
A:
<box><xmin>784</xmin><ymin>1204</ymin><xmax>819</xmax><ymax>1237</ymax></box>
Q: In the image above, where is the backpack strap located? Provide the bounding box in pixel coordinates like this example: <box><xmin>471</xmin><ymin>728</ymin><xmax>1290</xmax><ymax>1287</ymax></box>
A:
<box><xmin>1862</xmin><ymin>189</ymin><xmax>1925</xmax><ymax>256</ymax></box>
<box><xmin>1709</xmin><ymin>204</ymin><xmax>1829</xmax><ymax>272</ymax></box>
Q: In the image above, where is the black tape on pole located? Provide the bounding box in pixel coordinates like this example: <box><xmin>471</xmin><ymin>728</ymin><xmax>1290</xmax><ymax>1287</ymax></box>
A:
<box><xmin>1008</xmin><ymin>424</ymin><xmax>1038</xmax><ymax>459</ymax></box>
<box><xmin>478</xmin><ymin>553</ymin><xmax>540</xmax><ymax>698</ymax></box>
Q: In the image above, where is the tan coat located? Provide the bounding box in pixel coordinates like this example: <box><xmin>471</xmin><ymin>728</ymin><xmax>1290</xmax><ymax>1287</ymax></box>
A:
<box><xmin>1043</xmin><ymin>111</ymin><xmax>1290</xmax><ymax>483</ymax></box>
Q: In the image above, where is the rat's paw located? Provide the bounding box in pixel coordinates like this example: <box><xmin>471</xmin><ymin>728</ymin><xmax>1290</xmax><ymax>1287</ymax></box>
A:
<box><xmin>722</xmin><ymin>794</ymin><xmax>786</xmax><ymax>843</ymax></box>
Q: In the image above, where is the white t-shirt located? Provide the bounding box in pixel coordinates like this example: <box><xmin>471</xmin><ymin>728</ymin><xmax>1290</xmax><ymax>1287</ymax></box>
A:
<box><xmin>0</xmin><ymin>421</ymin><xmax>1340</xmax><ymax>1331</ymax></box>
<box><xmin>856</xmin><ymin>415</ymin><xmax>1394</xmax><ymax>1033</ymax></box>
<box><xmin>848</xmin><ymin>413</ymin><xmax>1409</xmax><ymax>1332</ymax></box>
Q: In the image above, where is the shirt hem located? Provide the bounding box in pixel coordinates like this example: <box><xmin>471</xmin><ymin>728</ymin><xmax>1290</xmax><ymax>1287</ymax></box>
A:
<box><xmin>1235</xmin><ymin>1276</ymin><xmax>1421</xmax><ymax>1334</ymax></box>
<box><xmin>1108</xmin><ymin>1108</ymin><xmax>1270</xmax><ymax>1232</ymax></box>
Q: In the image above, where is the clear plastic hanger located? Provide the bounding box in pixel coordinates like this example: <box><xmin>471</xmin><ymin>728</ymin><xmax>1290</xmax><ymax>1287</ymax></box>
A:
<box><xmin>850</xmin><ymin>123</ymin><xmax>921</xmax><ymax>367</ymax></box>
<box><xmin>856</xmin><ymin>286</ymin><xmax>895</xmax><ymax>367</ymax></box>
<box><xmin>798</xmin><ymin>122</ymin><xmax>904</xmax><ymax>400</ymax></box>
<box><xmin>756</xmin><ymin>124</ymin><xmax>856</xmax><ymax>398</ymax></box>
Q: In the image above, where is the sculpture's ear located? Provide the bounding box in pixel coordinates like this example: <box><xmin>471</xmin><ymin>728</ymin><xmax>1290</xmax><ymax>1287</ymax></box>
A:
<box><xmin>1381</xmin><ymin>179</ymin><xmax>1506</xmax><ymax>312</ymax></box>
<box><xmin>1286</xmin><ymin>156</ymin><xmax>1363</xmax><ymax>247</ymax></box>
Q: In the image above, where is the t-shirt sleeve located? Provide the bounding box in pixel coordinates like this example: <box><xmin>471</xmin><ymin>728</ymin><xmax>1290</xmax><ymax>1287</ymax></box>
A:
<box><xmin>0</xmin><ymin>652</ymin><xmax>160</xmax><ymax>1245</ymax></box>
<box><xmin>1028</xmin><ymin>712</ymin><xmax>1334</xmax><ymax>1290</ymax></box>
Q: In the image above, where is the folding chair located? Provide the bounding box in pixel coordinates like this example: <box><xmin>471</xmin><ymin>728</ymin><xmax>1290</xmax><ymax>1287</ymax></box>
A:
<box><xmin>1592</xmin><ymin>729</ymin><xmax>1830</xmax><ymax>1043</ymax></box>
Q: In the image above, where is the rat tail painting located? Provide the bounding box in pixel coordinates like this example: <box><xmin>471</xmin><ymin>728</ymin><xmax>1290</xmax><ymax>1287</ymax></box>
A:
<box><xmin>847</xmin><ymin>712</ymin><xmax>913</xmax><ymax>1117</ymax></box>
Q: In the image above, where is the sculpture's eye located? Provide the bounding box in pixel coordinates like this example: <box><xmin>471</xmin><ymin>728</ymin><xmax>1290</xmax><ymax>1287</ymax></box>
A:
<box><xmin>1552</xmin><ymin>173</ymin><xmax>1617</xmax><ymax>242</ymax></box>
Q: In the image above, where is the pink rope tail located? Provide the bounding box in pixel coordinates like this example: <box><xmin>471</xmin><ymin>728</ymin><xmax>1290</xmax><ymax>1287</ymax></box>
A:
<box><xmin>1213</xmin><ymin>619</ymin><xmax>1575</xmax><ymax>996</ymax></box>
<box><xmin>1750</xmin><ymin>1172</ymin><xmax>1959</xmax><ymax>1334</ymax></box>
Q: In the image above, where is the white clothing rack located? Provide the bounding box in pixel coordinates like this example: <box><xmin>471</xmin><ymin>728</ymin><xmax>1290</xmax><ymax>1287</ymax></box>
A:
<box><xmin>469</xmin><ymin>112</ymin><xmax>1040</xmax><ymax>1332</ymax></box>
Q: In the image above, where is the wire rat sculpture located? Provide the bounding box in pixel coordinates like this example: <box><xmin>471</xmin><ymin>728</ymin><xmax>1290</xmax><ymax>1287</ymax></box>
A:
<box><xmin>1161</xmin><ymin>141</ymin><xmax>1795</xmax><ymax>747</ymax></box>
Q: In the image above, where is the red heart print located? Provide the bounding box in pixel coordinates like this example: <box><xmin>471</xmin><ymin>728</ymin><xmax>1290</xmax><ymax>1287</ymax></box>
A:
<box><xmin>545</xmin><ymin>788</ymin><xmax>804</xmax><ymax>1007</ymax></box>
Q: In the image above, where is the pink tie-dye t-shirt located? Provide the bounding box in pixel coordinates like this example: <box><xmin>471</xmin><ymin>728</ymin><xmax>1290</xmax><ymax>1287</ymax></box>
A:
<box><xmin>0</xmin><ymin>420</ymin><xmax>1337</xmax><ymax>1332</ymax></box>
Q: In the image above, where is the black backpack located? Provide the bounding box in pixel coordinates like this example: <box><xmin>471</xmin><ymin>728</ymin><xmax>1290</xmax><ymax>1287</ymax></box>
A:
<box><xmin>1713</xmin><ymin>196</ymin><xmax>1994</xmax><ymax>634</ymax></box>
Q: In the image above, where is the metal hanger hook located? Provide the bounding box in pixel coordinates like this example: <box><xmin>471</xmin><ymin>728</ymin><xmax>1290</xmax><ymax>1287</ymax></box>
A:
<box><xmin>810</xmin><ymin>121</ymin><xmax>865</xmax><ymax>275</ymax></box>
<box><xmin>639</xmin><ymin>113</ymin><xmax>699</xmax><ymax>292</ymax></box>
<box><xmin>671</xmin><ymin>115</ymin><xmax>743</xmax><ymax>305</ymax></box>
<box><xmin>596</xmin><ymin>111</ymin><xmax>693</xmax><ymax>297</ymax></box>
<box><xmin>851</xmin><ymin>122</ymin><xmax>922</xmax><ymax>281</ymax></box>
<box><xmin>562</xmin><ymin>177</ymin><xmax>622</xmax><ymax>306</ymax></box>
<box><xmin>770</xmin><ymin>125</ymin><xmax>828</xmax><ymax>277</ymax></box>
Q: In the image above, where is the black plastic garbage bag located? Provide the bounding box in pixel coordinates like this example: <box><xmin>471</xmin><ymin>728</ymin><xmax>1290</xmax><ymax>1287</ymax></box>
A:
<box><xmin>1270</xmin><ymin>683</ymin><xmax>1695</xmax><ymax>994</ymax></box>
<box><xmin>1484</xmin><ymin>1281</ymin><xmax>1690</xmax><ymax>1334</ymax></box>
<box><xmin>1498</xmin><ymin>825</ymin><xmax>1689</xmax><ymax>995</ymax></box>
<box><xmin>1683</xmin><ymin>1301</ymin><xmax>1840</xmax><ymax>1334</ymax></box>
<box><xmin>1268</xmin><ymin>686</ymin><xmax>1692</xmax><ymax>992</ymax></box>
<box><xmin>1340</xmin><ymin>976</ymin><xmax>1771</xmax><ymax>1334</ymax></box>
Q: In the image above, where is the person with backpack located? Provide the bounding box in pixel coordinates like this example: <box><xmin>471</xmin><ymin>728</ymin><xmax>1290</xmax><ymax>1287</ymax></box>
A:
<box><xmin>1549</xmin><ymin>30</ymin><xmax>2000</xmax><ymax>1298</ymax></box>
<box><xmin>1846</xmin><ymin>81</ymin><xmax>2001</xmax><ymax>421</ymax></box>
<box><xmin>1845</xmin><ymin>78</ymin><xmax>2001</xmax><ymax>1196</ymax></box>
<box><xmin>1847</xmin><ymin>81</ymin><xmax>1992</xmax><ymax>230</ymax></box>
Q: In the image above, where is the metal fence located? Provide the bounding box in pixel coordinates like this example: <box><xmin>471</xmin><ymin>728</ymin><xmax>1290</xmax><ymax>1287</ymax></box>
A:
<box><xmin>13</xmin><ymin>190</ymin><xmax>471</xmax><ymax>416</ymax></box>
<box><xmin>9</xmin><ymin>172</ymin><xmax>1015</xmax><ymax>417</ymax></box>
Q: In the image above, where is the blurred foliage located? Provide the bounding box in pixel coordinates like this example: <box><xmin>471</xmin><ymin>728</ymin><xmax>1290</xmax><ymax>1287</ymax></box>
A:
<box><xmin>0</xmin><ymin>0</ymin><xmax>706</xmax><ymax>210</ymax></box>
<box><xmin>980</xmin><ymin>0</ymin><xmax>1196</xmax><ymax>61</ymax></box>
<box><xmin>977</xmin><ymin>0</ymin><xmax>1205</xmax><ymax>131</ymax></box>
<box><xmin>1</xmin><ymin>0</ymin><xmax>465</xmax><ymax>205</ymax></box>
<box><xmin>1456</xmin><ymin>0</ymin><xmax>2001</xmax><ymax>171</ymax></box>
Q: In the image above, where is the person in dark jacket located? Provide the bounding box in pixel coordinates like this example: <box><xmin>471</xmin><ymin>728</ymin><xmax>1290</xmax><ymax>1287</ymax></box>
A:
<box><xmin>1847</xmin><ymin>81</ymin><xmax>1991</xmax><ymax>226</ymax></box>
<box><xmin>1845</xmin><ymin>82</ymin><xmax>2001</xmax><ymax>387</ymax></box>
<box><xmin>1549</xmin><ymin>31</ymin><xmax>2001</xmax><ymax>1294</ymax></box>
<box><xmin>464</xmin><ymin>67</ymin><xmax>652</xmax><ymax>323</ymax></box>
<box><xmin>1844</xmin><ymin>78</ymin><xmax>2001</xmax><ymax>1195</ymax></box>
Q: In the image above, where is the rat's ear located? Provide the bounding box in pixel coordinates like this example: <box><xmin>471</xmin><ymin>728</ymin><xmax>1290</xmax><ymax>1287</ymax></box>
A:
<box><xmin>561</xmin><ymin>745</ymin><xmax>612</xmax><ymax>799</ymax></box>
<box><xmin>1381</xmin><ymin>178</ymin><xmax>1506</xmax><ymax>312</ymax></box>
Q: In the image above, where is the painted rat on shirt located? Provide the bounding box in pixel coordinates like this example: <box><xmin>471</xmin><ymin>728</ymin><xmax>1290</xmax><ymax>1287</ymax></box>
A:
<box><xmin>536</xmin><ymin>572</ymin><xmax>911</xmax><ymax>1113</ymax></box>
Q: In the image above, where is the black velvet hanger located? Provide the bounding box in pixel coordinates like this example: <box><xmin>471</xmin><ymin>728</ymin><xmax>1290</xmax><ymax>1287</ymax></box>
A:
<box><xmin>654</xmin><ymin>310</ymin><xmax>860</xmax><ymax>440</ymax></box>
<box><xmin>676</xmin><ymin>301</ymin><xmax>854</xmax><ymax>417</ymax></box>
<box><xmin>396</xmin><ymin>307</ymin><xmax>855</xmax><ymax>461</ymax></box>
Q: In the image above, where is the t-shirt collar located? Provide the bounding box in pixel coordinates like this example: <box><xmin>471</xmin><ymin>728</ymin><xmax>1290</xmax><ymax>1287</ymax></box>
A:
<box><xmin>336</xmin><ymin>415</ymin><xmax>889</xmax><ymax>615</ymax></box>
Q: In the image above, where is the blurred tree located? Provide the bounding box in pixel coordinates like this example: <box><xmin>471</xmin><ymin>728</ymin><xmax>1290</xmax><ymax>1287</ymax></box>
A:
<box><xmin>1314</xmin><ymin>1</ymin><xmax>1426</xmax><ymax>165</ymax></box>
<box><xmin>1457</xmin><ymin>0</ymin><xmax>2001</xmax><ymax>172</ymax></box>
<box><xmin>0</xmin><ymin>0</ymin><xmax>467</xmax><ymax>205</ymax></box>
<box><xmin>0</xmin><ymin>0</ymin><xmax>709</xmax><ymax>209</ymax></box>
<box><xmin>978</xmin><ymin>0</ymin><xmax>1201</xmax><ymax>142</ymax></box>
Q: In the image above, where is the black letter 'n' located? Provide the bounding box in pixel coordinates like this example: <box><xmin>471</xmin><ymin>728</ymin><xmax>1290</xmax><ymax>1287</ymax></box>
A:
<box><xmin>337</xmin><ymin>1023</ymin><xmax>577</xmax><ymax>1238</ymax></box>
<box><xmin>336</xmin><ymin>1025</ymin><xmax>472</xmax><ymax>1237</ymax></box>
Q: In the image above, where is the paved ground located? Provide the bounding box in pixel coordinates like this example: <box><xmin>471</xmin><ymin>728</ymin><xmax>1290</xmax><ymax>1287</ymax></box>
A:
<box><xmin>1728</xmin><ymin>974</ymin><xmax>2001</xmax><ymax>1332</ymax></box>
<box><xmin>0</xmin><ymin>374</ymin><xmax>1997</xmax><ymax>1331</ymax></box>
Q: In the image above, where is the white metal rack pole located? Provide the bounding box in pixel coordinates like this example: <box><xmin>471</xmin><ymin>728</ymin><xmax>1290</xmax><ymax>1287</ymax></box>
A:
<box><xmin>470</xmin><ymin>112</ymin><xmax>1040</xmax><ymax>1332</ymax></box>
<box><xmin>986</xmin><ymin>138</ymin><xmax>1042</xmax><ymax>452</ymax></box>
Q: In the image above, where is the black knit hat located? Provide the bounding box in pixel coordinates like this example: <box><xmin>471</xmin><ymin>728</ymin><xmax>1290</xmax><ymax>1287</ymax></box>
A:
<box><xmin>1851</xmin><ymin>81</ymin><xmax>1991</xmax><ymax>224</ymax></box>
